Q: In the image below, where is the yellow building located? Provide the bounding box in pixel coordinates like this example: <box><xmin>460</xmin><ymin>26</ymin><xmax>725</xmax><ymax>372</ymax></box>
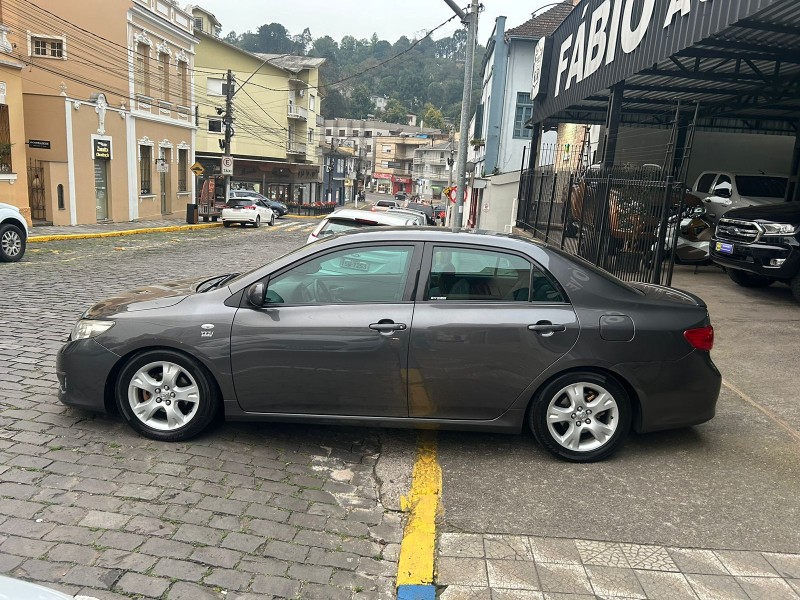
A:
<box><xmin>4</xmin><ymin>0</ymin><xmax>197</xmax><ymax>225</ymax></box>
<box><xmin>191</xmin><ymin>6</ymin><xmax>324</xmax><ymax>206</ymax></box>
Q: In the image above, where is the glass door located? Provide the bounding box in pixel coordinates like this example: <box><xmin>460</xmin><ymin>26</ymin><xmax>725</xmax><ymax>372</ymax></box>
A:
<box><xmin>94</xmin><ymin>159</ymin><xmax>108</xmax><ymax>221</ymax></box>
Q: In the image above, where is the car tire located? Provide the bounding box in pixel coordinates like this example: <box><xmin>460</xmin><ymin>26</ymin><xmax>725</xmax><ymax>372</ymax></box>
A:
<box><xmin>115</xmin><ymin>349</ymin><xmax>219</xmax><ymax>442</ymax></box>
<box><xmin>529</xmin><ymin>371</ymin><xmax>632</xmax><ymax>463</ymax></box>
<box><xmin>0</xmin><ymin>223</ymin><xmax>25</xmax><ymax>262</ymax></box>
<box><xmin>223</xmin><ymin>221</ymin><xmax>231</xmax><ymax>228</ymax></box>
<box><xmin>254</xmin><ymin>216</ymin><xmax>261</xmax><ymax>228</ymax></box>
<box><xmin>269</xmin><ymin>214</ymin><xmax>275</xmax><ymax>226</ymax></box>
<box><xmin>727</xmin><ymin>269</ymin><xmax>774</xmax><ymax>288</ymax></box>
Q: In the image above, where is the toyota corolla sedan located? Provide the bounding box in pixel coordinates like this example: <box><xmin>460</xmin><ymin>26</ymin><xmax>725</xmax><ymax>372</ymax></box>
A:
<box><xmin>57</xmin><ymin>230</ymin><xmax>720</xmax><ymax>462</ymax></box>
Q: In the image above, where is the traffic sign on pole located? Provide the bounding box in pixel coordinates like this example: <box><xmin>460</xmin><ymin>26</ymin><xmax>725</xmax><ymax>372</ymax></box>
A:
<box><xmin>221</xmin><ymin>155</ymin><xmax>234</xmax><ymax>176</ymax></box>
<box><xmin>190</xmin><ymin>161</ymin><xmax>205</xmax><ymax>176</ymax></box>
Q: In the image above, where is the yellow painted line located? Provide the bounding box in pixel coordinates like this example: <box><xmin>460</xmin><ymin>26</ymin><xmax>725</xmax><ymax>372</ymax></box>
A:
<box><xmin>29</xmin><ymin>222</ymin><xmax>222</xmax><ymax>243</ymax></box>
<box><xmin>396</xmin><ymin>430</ymin><xmax>442</xmax><ymax>588</ymax></box>
<box><xmin>723</xmin><ymin>379</ymin><xmax>800</xmax><ymax>445</ymax></box>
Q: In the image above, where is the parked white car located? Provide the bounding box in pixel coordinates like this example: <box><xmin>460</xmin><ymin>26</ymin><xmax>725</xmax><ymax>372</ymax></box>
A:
<box><xmin>307</xmin><ymin>208</ymin><xmax>422</xmax><ymax>244</ymax></box>
<box><xmin>0</xmin><ymin>202</ymin><xmax>30</xmax><ymax>262</ymax></box>
<box><xmin>691</xmin><ymin>171</ymin><xmax>788</xmax><ymax>224</ymax></box>
<box><xmin>221</xmin><ymin>197</ymin><xmax>275</xmax><ymax>228</ymax></box>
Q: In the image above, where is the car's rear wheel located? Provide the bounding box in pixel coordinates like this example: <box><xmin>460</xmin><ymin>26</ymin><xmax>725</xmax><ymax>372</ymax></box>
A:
<box><xmin>254</xmin><ymin>216</ymin><xmax>261</xmax><ymax>228</ymax></box>
<box><xmin>727</xmin><ymin>268</ymin><xmax>774</xmax><ymax>288</ymax></box>
<box><xmin>529</xmin><ymin>372</ymin><xmax>631</xmax><ymax>462</ymax></box>
<box><xmin>223</xmin><ymin>221</ymin><xmax>231</xmax><ymax>228</ymax></box>
<box><xmin>115</xmin><ymin>350</ymin><xmax>219</xmax><ymax>442</ymax></box>
<box><xmin>269</xmin><ymin>214</ymin><xmax>275</xmax><ymax>226</ymax></box>
<box><xmin>0</xmin><ymin>223</ymin><xmax>25</xmax><ymax>262</ymax></box>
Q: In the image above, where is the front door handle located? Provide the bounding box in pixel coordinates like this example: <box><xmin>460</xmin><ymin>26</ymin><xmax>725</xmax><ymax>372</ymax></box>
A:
<box><xmin>369</xmin><ymin>321</ymin><xmax>407</xmax><ymax>333</ymax></box>
<box><xmin>528</xmin><ymin>322</ymin><xmax>566</xmax><ymax>334</ymax></box>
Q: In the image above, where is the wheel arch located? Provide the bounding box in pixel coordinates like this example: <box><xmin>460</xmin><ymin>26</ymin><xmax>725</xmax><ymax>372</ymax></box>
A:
<box><xmin>523</xmin><ymin>365</ymin><xmax>643</xmax><ymax>433</ymax></box>
<box><xmin>103</xmin><ymin>345</ymin><xmax>225</xmax><ymax>416</ymax></box>
<box><xmin>1</xmin><ymin>218</ymin><xmax>27</xmax><ymax>240</ymax></box>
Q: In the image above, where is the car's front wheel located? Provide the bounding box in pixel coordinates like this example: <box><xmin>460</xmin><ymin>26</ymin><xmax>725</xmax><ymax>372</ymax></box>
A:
<box><xmin>529</xmin><ymin>371</ymin><xmax>632</xmax><ymax>462</ymax></box>
<box><xmin>269</xmin><ymin>213</ymin><xmax>275</xmax><ymax>226</ymax></box>
<box><xmin>254</xmin><ymin>216</ymin><xmax>261</xmax><ymax>228</ymax></box>
<box><xmin>0</xmin><ymin>223</ymin><xmax>25</xmax><ymax>262</ymax></box>
<box><xmin>115</xmin><ymin>350</ymin><xmax>219</xmax><ymax>442</ymax></box>
<box><xmin>727</xmin><ymin>269</ymin><xmax>774</xmax><ymax>288</ymax></box>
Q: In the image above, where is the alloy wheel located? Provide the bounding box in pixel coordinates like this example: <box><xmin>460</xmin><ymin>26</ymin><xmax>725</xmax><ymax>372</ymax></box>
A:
<box><xmin>127</xmin><ymin>361</ymin><xmax>200</xmax><ymax>431</ymax></box>
<box><xmin>1</xmin><ymin>228</ymin><xmax>22</xmax><ymax>258</ymax></box>
<box><xmin>546</xmin><ymin>382</ymin><xmax>620</xmax><ymax>452</ymax></box>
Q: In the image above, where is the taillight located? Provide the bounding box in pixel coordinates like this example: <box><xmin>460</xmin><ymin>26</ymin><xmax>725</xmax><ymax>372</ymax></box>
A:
<box><xmin>684</xmin><ymin>325</ymin><xmax>714</xmax><ymax>351</ymax></box>
<box><xmin>370</xmin><ymin>206</ymin><xmax>376</xmax><ymax>211</ymax></box>
<box><xmin>245</xmin><ymin>205</ymin><xmax>256</xmax><ymax>210</ymax></box>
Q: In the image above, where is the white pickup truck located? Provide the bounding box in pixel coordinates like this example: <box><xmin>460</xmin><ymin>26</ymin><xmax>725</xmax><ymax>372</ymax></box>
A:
<box><xmin>691</xmin><ymin>171</ymin><xmax>788</xmax><ymax>224</ymax></box>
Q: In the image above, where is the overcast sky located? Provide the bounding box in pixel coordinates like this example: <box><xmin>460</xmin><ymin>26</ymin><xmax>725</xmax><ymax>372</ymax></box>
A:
<box><xmin>194</xmin><ymin>1</ymin><xmax>563</xmax><ymax>45</ymax></box>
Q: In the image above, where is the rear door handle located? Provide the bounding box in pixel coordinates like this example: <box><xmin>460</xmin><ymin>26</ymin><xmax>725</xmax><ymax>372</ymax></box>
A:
<box><xmin>369</xmin><ymin>322</ymin><xmax>407</xmax><ymax>333</ymax></box>
<box><xmin>528</xmin><ymin>323</ymin><xmax>566</xmax><ymax>334</ymax></box>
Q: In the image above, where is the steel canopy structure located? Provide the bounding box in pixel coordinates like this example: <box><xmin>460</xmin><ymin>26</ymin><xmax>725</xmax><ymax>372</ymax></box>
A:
<box><xmin>530</xmin><ymin>0</ymin><xmax>800</xmax><ymax>135</ymax></box>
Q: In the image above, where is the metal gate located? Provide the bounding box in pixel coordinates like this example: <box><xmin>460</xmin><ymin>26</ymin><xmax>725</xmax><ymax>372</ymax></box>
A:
<box><xmin>27</xmin><ymin>158</ymin><xmax>46</xmax><ymax>221</ymax></box>
<box><xmin>517</xmin><ymin>145</ymin><xmax>686</xmax><ymax>286</ymax></box>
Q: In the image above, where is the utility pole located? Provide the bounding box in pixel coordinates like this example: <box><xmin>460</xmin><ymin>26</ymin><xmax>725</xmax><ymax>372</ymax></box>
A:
<box><xmin>447</xmin><ymin>127</ymin><xmax>455</xmax><ymax>188</ymax></box>
<box><xmin>448</xmin><ymin>0</ymin><xmax>479</xmax><ymax>231</ymax></box>
<box><xmin>223</xmin><ymin>69</ymin><xmax>234</xmax><ymax>202</ymax></box>
<box><xmin>327</xmin><ymin>139</ymin><xmax>335</xmax><ymax>204</ymax></box>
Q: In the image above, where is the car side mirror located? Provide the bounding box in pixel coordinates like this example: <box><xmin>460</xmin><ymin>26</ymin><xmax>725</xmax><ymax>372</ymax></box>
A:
<box><xmin>714</xmin><ymin>187</ymin><xmax>732</xmax><ymax>199</ymax></box>
<box><xmin>246</xmin><ymin>283</ymin><xmax>265</xmax><ymax>307</ymax></box>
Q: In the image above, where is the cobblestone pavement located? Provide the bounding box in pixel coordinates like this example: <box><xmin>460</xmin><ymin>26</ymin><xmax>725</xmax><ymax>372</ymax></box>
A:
<box><xmin>0</xmin><ymin>223</ymin><xmax>401</xmax><ymax>599</ymax></box>
<box><xmin>437</xmin><ymin>533</ymin><xmax>800</xmax><ymax>600</ymax></box>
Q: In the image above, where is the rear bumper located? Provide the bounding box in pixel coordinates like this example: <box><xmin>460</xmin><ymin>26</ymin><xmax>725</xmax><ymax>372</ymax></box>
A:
<box><xmin>711</xmin><ymin>237</ymin><xmax>799</xmax><ymax>280</ymax></box>
<box><xmin>56</xmin><ymin>338</ymin><xmax>120</xmax><ymax>412</ymax></box>
<box><xmin>617</xmin><ymin>350</ymin><xmax>721</xmax><ymax>433</ymax></box>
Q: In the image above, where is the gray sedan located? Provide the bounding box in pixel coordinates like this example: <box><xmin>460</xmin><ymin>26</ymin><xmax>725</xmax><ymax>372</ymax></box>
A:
<box><xmin>57</xmin><ymin>229</ymin><xmax>721</xmax><ymax>462</ymax></box>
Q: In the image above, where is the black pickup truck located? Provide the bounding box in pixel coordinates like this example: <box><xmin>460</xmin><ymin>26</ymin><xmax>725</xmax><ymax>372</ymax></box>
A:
<box><xmin>710</xmin><ymin>202</ymin><xmax>800</xmax><ymax>302</ymax></box>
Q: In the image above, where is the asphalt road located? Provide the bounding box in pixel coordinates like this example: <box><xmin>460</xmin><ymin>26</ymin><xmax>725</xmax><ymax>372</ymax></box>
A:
<box><xmin>434</xmin><ymin>263</ymin><xmax>800</xmax><ymax>554</ymax></box>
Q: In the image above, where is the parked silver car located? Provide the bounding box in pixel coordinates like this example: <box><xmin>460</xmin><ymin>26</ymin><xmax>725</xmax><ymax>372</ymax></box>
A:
<box><xmin>57</xmin><ymin>229</ymin><xmax>720</xmax><ymax>462</ymax></box>
<box><xmin>307</xmin><ymin>208</ymin><xmax>422</xmax><ymax>244</ymax></box>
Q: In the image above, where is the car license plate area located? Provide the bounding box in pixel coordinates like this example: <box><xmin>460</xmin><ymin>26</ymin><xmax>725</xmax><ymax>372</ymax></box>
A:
<box><xmin>341</xmin><ymin>257</ymin><xmax>369</xmax><ymax>271</ymax></box>
<box><xmin>715</xmin><ymin>242</ymin><xmax>734</xmax><ymax>255</ymax></box>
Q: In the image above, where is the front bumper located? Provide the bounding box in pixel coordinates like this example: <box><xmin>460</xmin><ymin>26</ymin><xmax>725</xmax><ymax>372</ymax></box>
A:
<box><xmin>711</xmin><ymin>236</ymin><xmax>799</xmax><ymax>280</ymax></box>
<box><xmin>56</xmin><ymin>338</ymin><xmax>120</xmax><ymax>412</ymax></box>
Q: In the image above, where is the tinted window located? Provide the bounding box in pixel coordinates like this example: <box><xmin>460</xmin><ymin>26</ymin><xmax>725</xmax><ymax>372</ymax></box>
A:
<box><xmin>696</xmin><ymin>173</ymin><xmax>716</xmax><ymax>194</ymax></box>
<box><xmin>377</xmin><ymin>200</ymin><xmax>396</xmax><ymax>207</ymax></box>
<box><xmin>426</xmin><ymin>247</ymin><xmax>562</xmax><ymax>302</ymax></box>
<box><xmin>266</xmin><ymin>245</ymin><xmax>413</xmax><ymax>304</ymax></box>
<box><xmin>226</xmin><ymin>199</ymin><xmax>254</xmax><ymax>208</ymax></box>
<box><xmin>735</xmin><ymin>176</ymin><xmax>787</xmax><ymax>199</ymax></box>
<box><xmin>318</xmin><ymin>217</ymin><xmax>385</xmax><ymax>238</ymax></box>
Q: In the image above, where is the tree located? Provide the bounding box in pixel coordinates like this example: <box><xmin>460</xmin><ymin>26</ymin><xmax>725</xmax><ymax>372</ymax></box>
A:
<box><xmin>420</xmin><ymin>103</ymin><xmax>444</xmax><ymax>129</ymax></box>
<box><xmin>350</xmin><ymin>85</ymin><xmax>375</xmax><ymax>119</ymax></box>
<box><xmin>382</xmin><ymin>99</ymin><xmax>410</xmax><ymax>124</ymax></box>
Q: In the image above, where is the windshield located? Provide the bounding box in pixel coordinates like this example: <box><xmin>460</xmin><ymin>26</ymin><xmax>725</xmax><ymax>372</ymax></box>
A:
<box><xmin>226</xmin><ymin>199</ymin><xmax>255</xmax><ymax>208</ymax></box>
<box><xmin>735</xmin><ymin>176</ymin><xmax>787</xmax><ymax>198</ymax></box>
<box><xmin>319</xmin><ymin>218</ymin><xmax>385</xmax><ymax>237</ymax></box>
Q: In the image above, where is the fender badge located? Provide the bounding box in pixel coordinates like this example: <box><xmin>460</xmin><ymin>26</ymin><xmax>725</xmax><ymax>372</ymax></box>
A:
<box><xmin>201</xmin><ymin>323</ymin><xmax>214</xmax><ymax>338</ymax></box>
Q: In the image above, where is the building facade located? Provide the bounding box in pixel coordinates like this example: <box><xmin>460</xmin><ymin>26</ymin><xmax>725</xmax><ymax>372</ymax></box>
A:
<box><xmin>192</xmin><ymin>6</ymin><xmax>324</xmax><ymax>207</ymax></box>
<box><xmin>0</xmin><ymin>37</ymin><xmax>30</xmax><ymax>223</ymax></box>
<box><xmin>412</xmin><ymin>142</ymin><xmax>454</xmax><ymax>200</ymax></box>
<box><xmin>5</xmin><ymin>0</ymin><xmax>198</xmax><ymax>225</ymax></box>
<box><xmin>372</xmin><ymin>135</ymin><xmax>434</xmax><ymax>195</ymax></box>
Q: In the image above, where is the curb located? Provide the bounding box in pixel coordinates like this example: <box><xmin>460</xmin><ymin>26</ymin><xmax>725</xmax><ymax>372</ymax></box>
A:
<box><xmin>28</xmin><ymin>222</ymin><xmax>223</xmax><ymax>243</ymax></box>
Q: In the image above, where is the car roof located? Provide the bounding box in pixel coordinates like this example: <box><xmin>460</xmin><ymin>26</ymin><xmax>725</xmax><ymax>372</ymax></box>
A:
<box><xmin>316</xmin><ymin>226</ymin><xmax>544</xmax><ymax>250</ymax></box>
<box><xmin>325</xmin><ymin>209</ymin><xmax>414</xmax><ymax>225</ymax></box>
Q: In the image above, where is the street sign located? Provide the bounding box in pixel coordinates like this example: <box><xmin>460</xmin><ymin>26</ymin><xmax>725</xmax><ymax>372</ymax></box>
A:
<box><xmin>221</xmin><ymin>155</ymin><xmax>234</xmax><ymax>176</ymax></box>
<box><xmin>190</xmin><ymin>162</ymin><xmax>205</xmax><ymax>176</ymax></box>
<box><xmin>28</xmin><ymin>139</ymin><xmax>51</xmax><ymax>149</ymax></box>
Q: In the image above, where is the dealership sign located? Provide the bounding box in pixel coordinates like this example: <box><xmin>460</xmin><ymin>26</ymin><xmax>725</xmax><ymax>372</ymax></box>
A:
<box><xmin>532</xmin><ymin>0</ymin><xmax>778</xmax><ymax>122</ymax></box>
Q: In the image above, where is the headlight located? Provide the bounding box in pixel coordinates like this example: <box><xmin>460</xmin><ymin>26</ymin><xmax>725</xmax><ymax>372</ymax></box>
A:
<box><xmin>70</xmin><ymin>320</ymin><xmax>115</xmax><ymax>341</ymax></box>
<box><xmin>760</xmin><ymin>223</ymin><xmax>798</xmax><ymax>235</ymax></box>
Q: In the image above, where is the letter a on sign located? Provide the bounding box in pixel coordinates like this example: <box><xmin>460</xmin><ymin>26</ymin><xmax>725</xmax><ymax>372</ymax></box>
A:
<box><xmin>663</xmin><ymin>0</ymin><xmax>691</xmax><ymax>28</ymax></box>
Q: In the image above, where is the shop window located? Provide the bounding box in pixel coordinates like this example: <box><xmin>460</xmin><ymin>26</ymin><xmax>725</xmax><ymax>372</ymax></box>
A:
<box><xmin>178</xmin><ymin>148</ymin><xmax>188</xmax><ymax>192</ymax></box>
<box><xmin>57</xmin><ymin>184</ymin><xmax>65</xmax><ymax>210</ymax></box>
<box><xmin>140</xmin><ymin>145</ymin><xmax>152</xmax><ymax>195</ymax></box>
<box><xmin>513</xmin><ymin>93</ymin><xmax>533</xmax><ymax>139</ymax></box>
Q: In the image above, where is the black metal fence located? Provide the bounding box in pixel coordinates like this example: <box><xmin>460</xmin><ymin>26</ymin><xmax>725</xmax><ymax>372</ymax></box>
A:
<box><xmin>517</xmin><ymin>149</ymin><xmax>684</xmax><ymax>286</ymax></box>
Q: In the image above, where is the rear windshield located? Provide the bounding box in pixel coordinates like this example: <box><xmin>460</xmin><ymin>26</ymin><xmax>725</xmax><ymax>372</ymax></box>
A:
<box><xmin>735</xmin><ymin>176</ymin><xmax>787</xmax><ymax>198</ymax></box>
<box><xmin>226</xmin><ymin>200</ymin><xmax>255</xmax><ymax>208</ymax></box>
<box><xmin>406</xmin><ymin>203</ymin><xmax>433</xmax><ymax>216</ymax></box>
<box><xmin>319</xmin><ymin>217</ymin><xmax>384</xmax><ymax>237</ymax></box>
<box><xmin>376</xmin><ymin>201</ymin><xmax>396</xmax><ymax>207</ymax></box>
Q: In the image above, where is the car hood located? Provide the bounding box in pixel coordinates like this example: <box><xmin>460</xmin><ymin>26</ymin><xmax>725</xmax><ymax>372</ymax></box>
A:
<box><xmin>82</xmin><ymin>276</ymin><xmax>211</xmax><ymax>319</ymax></box>
<box><xmin>722</xmin><ymin>201</ymin><xmax>800</xmax><ymax>224</ymax></box>
<box><xmin>738</xmin><ymin>195</ymin><xmax>788</xmax><ymax>207</ymax></box>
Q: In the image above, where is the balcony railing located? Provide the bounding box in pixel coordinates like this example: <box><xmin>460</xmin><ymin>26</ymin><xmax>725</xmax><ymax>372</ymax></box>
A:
<box><xmin>287</xmin><ymin>104</ymin><xmax>308</xmax><ymax>120</ymax></box>
<box><xmin>287</xmin><ymin>141</ymin><xmax>307</xmax><ymax>154</ymax></box>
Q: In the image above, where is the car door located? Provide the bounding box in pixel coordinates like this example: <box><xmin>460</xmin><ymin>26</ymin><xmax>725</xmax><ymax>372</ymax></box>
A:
<box><xmin>704</xmin><ymin>174</ymin><xmax>733</xmax><ymax>223</ymax></box>
<box><xmin>255</xmin><ymin>200</ymin><xmax>271</xmax><ymax>220</ymax></box>
<box><xmin>407</xmin><ymin>244</ymin><xmax>579</xmax><ymax>420</ymax></box>
<box><xmin>230</xmin><ymin>242</ymin><xmax>422</xmax><ymax>417</ymax></box>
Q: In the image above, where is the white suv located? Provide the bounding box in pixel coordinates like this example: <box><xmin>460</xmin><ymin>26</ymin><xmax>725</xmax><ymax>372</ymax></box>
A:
<box><xmin>0</xmin><ymin>202</ymin><xmax>30</xmax><ymax>262</ymax></box>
